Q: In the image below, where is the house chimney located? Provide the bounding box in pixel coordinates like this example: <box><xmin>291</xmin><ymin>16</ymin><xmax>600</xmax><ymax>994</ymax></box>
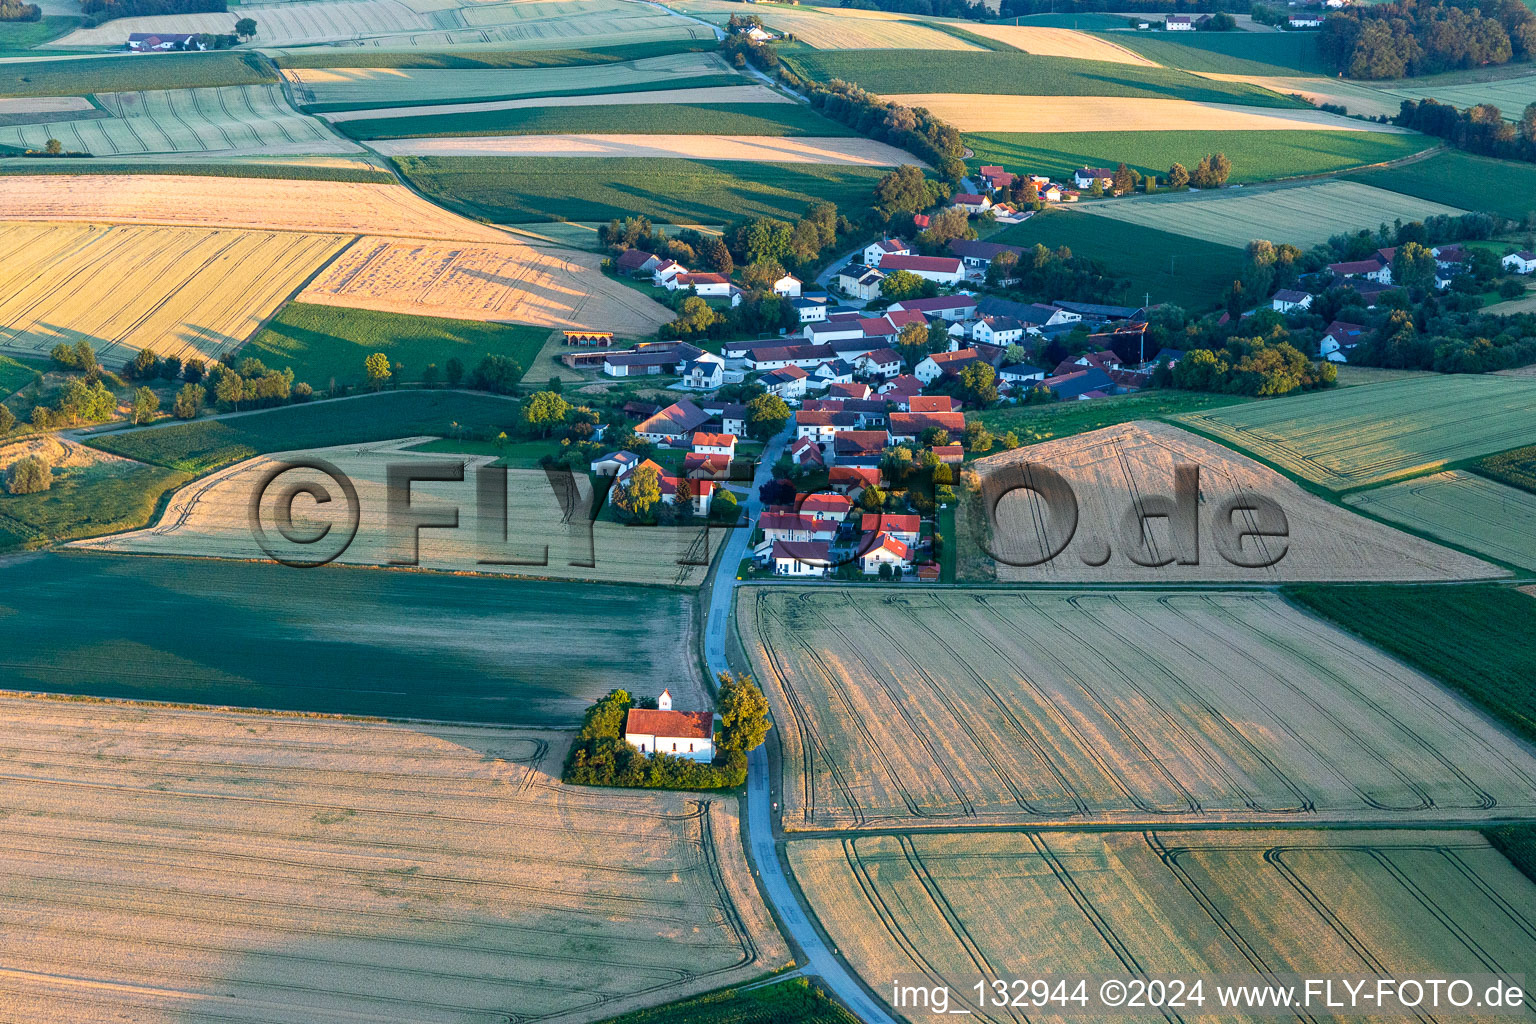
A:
<box><xmin>658</xmin><ymin>689</ymin><xmax>672</xmax><ymax>711</ymax></box>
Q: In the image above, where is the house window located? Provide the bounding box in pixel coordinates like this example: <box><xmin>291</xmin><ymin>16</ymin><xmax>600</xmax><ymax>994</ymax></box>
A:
<box><xmin>671</xmin><ymin>742</ymin><xmax>677</xmax><ymax>752</ymax></box>
<box><xmin>640</xmin><ymin>743</ymin><xmax>647</xmax><ymax>753</ymax></box>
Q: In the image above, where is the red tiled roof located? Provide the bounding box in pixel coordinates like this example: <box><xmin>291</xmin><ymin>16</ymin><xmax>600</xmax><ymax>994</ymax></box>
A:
<box><xmin>879</xmin><ymin>254</ymin><xmax>963</xmax><ymax>274</ymax></box>
<box><xmin>863</xmin><ymin>531</ymin><xmax>912</xmax><ymax>560</ymax></box>
<box><xmin>626</xmin><ymin>708</ymin><xmax>713</xmax><ymax>740</ymax></box>
<box><xmin>908</xmin><ymin>395</ymin><xmax>954</xmax><ymax>413</ymax></box>
<box><xmin>831</xmin><ymin>466</ymin><xmax>880</xmax><ymax>488</ymax></box>
<box><xmin>616</xmin><ymin>249</ymin><xmax>656</xmax><ymax>269</ymax></box>
<box><xmin>889</xmin><ymin>411</ymin><xmax>964</xmax><ymax>435</ymax></box>
<box><xmin>800</xmin><ymin>493</ymin><xmax>851</xmax><ymax>514</ymax></box>
<box><xmin>693</xmin><ymin>432</ymin><xmax>736</xmax><ymax>448</ymax></box>
<box><xmin>1328</xmin><ymin>258</ymin><xmax>1385</xmax><ymax>276</ymax></box>
<box><xmin>862</xmin><ymin>513</ymin><xmax>920</xmax><ymax>534</ymax></box>
<box><xmin>772</xmin><ymin>540</ymin><xmax>831</xmax><ymax>562</ymax></box>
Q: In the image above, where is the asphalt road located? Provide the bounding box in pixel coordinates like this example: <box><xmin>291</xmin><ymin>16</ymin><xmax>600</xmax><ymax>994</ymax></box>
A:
<box><xmin>701</xmin><ymin>430</ymin><xmax>899</xmax><ymax>1024</ymax></box>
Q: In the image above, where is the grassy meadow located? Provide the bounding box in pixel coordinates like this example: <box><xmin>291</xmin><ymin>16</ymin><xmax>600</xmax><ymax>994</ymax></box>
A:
<box><xmin>339</xmin><ymin>101</ymin><xmax>854</xmax><ymax>140</ymax></box>
<box><xmin>1287</xmin><ymin>584</ymin><xmax>1536</xmax><ymax>744</ymax></box>
<box><xmin>86</xmin><ymin>389</ymin><xmax>524</xmax><ymax>476</ymax></box>
<box><xmin>967</xmin><ymin>130</ymin><xmax>1432</xmax><ymax>185</ymax></box>
<box><xmin>0</xmin><ymin>353</ymin><xmax>37</xmax><ymax>399</ymax></box>
<box><xmin>244</xmin><ymin>303</ymin><xmax>548</xmax><ymax>390</ymax></box>
<box><xmin>0</xmin><ymin>553</ymin><xmax>699</xmax><ymax>726</ymax></box>
<box><xmin>1097</xmin><ymin>29</ymin><xmax>1327</xmax><ymax>74</ymax></box>
<box><xmin>393</xmin><ymin>155</ymin><xmax>887</xmax><ymax>223</ymax></box>
<box><xmin>0</xmin><ymin>462</ymin><xmax>189</xmax><ymax>553</ymax></box>
<box><xmin>992</xmin><ymin>208</ymin><xmax>1246</xmax><ymax>309</ymax></box>
<box><xmin>1346</xmin><ymin>150</ymin><xmax>1536</xmax><ymax>219</ymax></box>
<box><xmin>781</xmin><ymin>49</ymin><xmax>1305</xmax><ymax>105</ymax></box>
<box><xmin>972</xmin><ymin>388</ymin><xmax>1253</xmax><ymax>442</ymax></box>
<box><xmin>0</xmin><ymin>51</ymin><xmax>275</xmax><ymax>98</ymax></box>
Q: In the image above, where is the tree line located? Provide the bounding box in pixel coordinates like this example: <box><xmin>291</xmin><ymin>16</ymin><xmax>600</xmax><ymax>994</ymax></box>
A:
<box><xmin>1321</xmin><ymin>0</ymin><xmax>1536</xmax><ymax>78</ymax></box>
<box><xmin>0</xmin><ymin>1</ymin><xmax>41</xmax><ymax>22</ymax></box>
<box><xmin>81</xmin><ymin>0</ymin><xmax>223</xmax><ymax>25</ymax></box>
<box><xmin>1395</xmin><ymin>97</ymin><xmax>1536</xmax><ymax>164</ymax></box>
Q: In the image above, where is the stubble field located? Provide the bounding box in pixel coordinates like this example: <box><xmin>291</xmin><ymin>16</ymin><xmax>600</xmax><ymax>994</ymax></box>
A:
<box><xmin>2</xmin><ymin>552</ymin><xmax>707</xmax><ymax>721</ymax></box>
<box><xmin>967</xmin><ymin>421</ymin><xmax>1497</xmax><ymax>582</ymax></box>
<box><xmin>324</xmin><ymin>83</ymin><xmax>791</xmax><ymax>123</ymax></box>
<box><xmin>74</xmin><ymin>438</ymin><xmax>715</xmax><ymax>587</ymax></box>
<box><xmin>1076</xmin><ymin>179</ymin><xmax>1467</xmax><ymax>249</ymax></box>
<box><xmin>740</xmin><ymin>587</ymin><xmax>1536</xmax><ymax>830</ymax></box>
<box><xmin>660</xmin><ymin>0</ymin><xmax>981</xmax><ymax>49</ymax></box>
<box><xmin>0</xmin><ymin>221</ymin><xmax>348</xmax><ymax>364</ymax></box>
<box><xmin>957</xmin><ymin>23</ymin><xmax>1156</xmax><ymax>63</ymax></box>
<box><xmin>1345</xmin><ymin>470</ymin><xmax>1536</xmax><ymax>570</ymax></box>
<box><xmin>883</xmin><ymin>93</ymin><xmax>1403</xmax><ymax>133</ymax></box>
<box><xmin>370</xmin><ymin>133</ymin><xmax>920</xmax><ymax>164</ymax></box>
<box><xmin>0</xmin><ymin>698</ymin><xmax>784</xmax><ymax>1024</ymax></box>
<box><xmin>0</xmin><ymin>85</ymin><xmax>355</xmax><ymax>157</ymax></box>
<box><xmin>1179</xmin><ymin>374</ymin><xmax>1536</xmax><ymax>490</ymax></box>
<box><xmin>790</xmin><ymin>829</ymin><xmax>1536</xmax><ymax>1022</ymax></box>
<box><xmin>297</xmin><ymin>234</ymin><xmax>672</xmax><ymax>332</ymax></box>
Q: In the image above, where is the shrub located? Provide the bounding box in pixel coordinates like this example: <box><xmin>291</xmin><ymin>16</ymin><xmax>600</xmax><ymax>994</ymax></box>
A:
<box><xmin>5</xmin><ymin>455</ymin><xmax>51</xmax><ymax>495</ymax></box>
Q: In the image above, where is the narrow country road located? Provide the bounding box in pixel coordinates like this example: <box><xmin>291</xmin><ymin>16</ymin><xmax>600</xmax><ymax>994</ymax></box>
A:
<box><xmin>701</xmin><ymin>430</ymin><xmax>900</xmax><ymax>1024</ymax></box>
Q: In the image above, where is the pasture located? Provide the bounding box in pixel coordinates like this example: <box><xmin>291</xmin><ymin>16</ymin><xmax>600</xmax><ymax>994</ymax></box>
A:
<box><xmin>1179</xmin><ymin>373</ymin><xmax>1536</xmax><ymax>490</ymax></box>
<box><xmin>895</xmin><ymin>94</ymin><xmax>1400</xmax><ymax>133</ymax></box>
<box><xmin>392</xmin><ymin>155</ymin><xmax>888</xmax><ymax>223</ymax></box>
<box><xmin>0</xmin><ymin>437</ymin><xmax>189</xmax><ymax>552</ymax></box>
<box><xmin>244</xmin><ymin>303</ymin><xmax>548</xmax><ymax>388</ymax></box>
<box><xmin>0</xmin><ymin>222</ymin><xmax>348</xmax><ymax>365</ymax></box>
<box><xmin>4</xmin><ymin>552</ymin><xmax>708</xmax><ymax>720</ymax></box>
<box><xmin>739</xmin><ymin>587</ymin><xmax>1536</xmax><ymax>830</ymax></box>
<box><xmin>0</xmin><ymin>52</ymin><xmax>275</xmax><ymax>99</ymax></box>
<box><xmin>0</xmin><ymin>84</ymin><xmax>355</xmax><ymax>157</ymax></box>
<box><xmin>284</xmin><ymin>51</ymin><xmax>738</xmax><ymax>109</ymax></box>
<box><xmin>1078</xmin><ymin>179</ymin><xmax>1465</xmax><ymax>249</ymax></box>
<box><xmin>780</xmin><ymin>49</ymin><xmax>1304</xmax><ymax>105</ymax></box>
<box><xmin>0</xmin><ymin>699</ymin><xmax>783</xmax><ymax>1022</ymax></box>
<box><xmin>84</xmin><ymin>389</ymin><xmax>525</xmax><ymax>475</ymax></box>
<box><xmin>790</xmin><ymin>829</ymin><xmax>1536</xmax><ymax>1017</ymax></box>
<box><xmin>0</xmin><ymin>172</ymin><xmax>514</xmax><ymax>242</ymax></box>
<box><xmin>337</xmin><ymin>100</ymin><xmax>851</xmax><ymax>140</ymax></box>
<box><xmin>1346</xmin><ymin>470</ymin><xmax>1536</xmax><ymax>570</ymax></box>
<box><xmin>296</xmin><ymin>234</ymin><xmax>673</xmax><ymax>333</ymax></box>
<box><xmin>372</xmin><ymin>134</ymin><xmax>917</xmax><ymax>165</ymax></box>
<box><xmin>968</xmin><ymin>421</ymin><xmax>1495</xmax><ymax>583</ymax></box>
<box><xmin>1288</xmin><ymin>583</ymin><xmax>1536</xmax><ymax>743</ymax></box>
<box><xmin>966</xmin><ymin>130</ymin><xmax>1430</xmax><ymax>185</ymax></box>
<box><xmin>1347</xmin><ymin>150</ymin><xmax>1536</xmax><ymax>219</ymax></box>
<box><xmin>991</xmin><ymin>208</ymin><xmax>1244</xmax><ymax>309</ymax></box>
<box><xmin>75</xmin><ymin>438</ymin><xmax>716</xmax><ymax>586</ymax></box>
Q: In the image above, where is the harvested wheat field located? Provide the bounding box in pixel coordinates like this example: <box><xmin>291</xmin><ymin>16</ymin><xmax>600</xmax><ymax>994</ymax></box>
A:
<box><xmin>0</xmin><ymin>173</ymin><xmax>513</xmax><ymax>242</ymax></box>
<box><xmin>284</xmin><ymin>52</ymin><xmax>733</xmax><ymax>107</ymax></box>
<box><xmin>663</xmin><ymin>0</ymin><xmax>981</xmax><ymax>49</ymax></box>
<box><xmin>791</xmin><ymin>829</ymin><xmax>1536</xmax><ymax>1022</ymax></box>
<box><xmin>960</xmin><ymin>24</ymin><xmax>1157</xmax><ymax>63</ymax></box>
<box><xmin>741</xmin><ymin>587</ymin><xmax>1536</xmax><ymax>830</ymax></box>
<box><xmin>0</xmin><ymin>222</ymin><xmax>347</xmax><ymax>364</ymax></box>
<box><xmin>372</xmin><ymin>133</ymin><xmax>919</xmax><ymax>164</ymax></box>
<box><xmin>325</xmin><ymin>83</ymin><xmax>789</xmax><ymax>123</ymax></box>
<box><xmin>0</xmin><ymin>96</ymin><xmax>93</xmax><ymax>116</ymax></box>
<box><xmin>0</xmin><ymin>85</ymin><xmax>357</xmax><ymax>157</ymax></box>
<box><xmin>967</xmin><ymin>421</ymin><xmax>1496</xmax><ymax>582</ymax></box>
<box><xmin>1180</xmin><ymin>374</ymin><xmax>1536</xmax><ymax>490</ymax></box>
<box><xmin>1199</xmin><ymin>72</ymin><xmax>1407</xmax><ymax>119</ymax></box>
<box><xmin>1346</xmin><ymin>470</ymin><xmax>1536</xmax><ymax>571</ymax></box>
<box><xmin>1078</xmin><ymin>179</ymin><xmax>1465</xmax><ymax>249</ymax></box>
<box><xmin>54</xmin><ymin>0</ymin><xmax>433</xmax><ymax>47</ymax></box>
<box><xmin>297</xmin><ymin>235</ymin><xmax>671</xmax><ymax>332</ymax></box>
<box><xmin>75</xmin><ymin>439</ymin><xmax>715</xmax><ymax>586</ymax></box>
<box><xmin>0</xmin><ymin>697</ymin><xmax>784</xmax><ymax>1024</ymax></box>
<box><xmin>881</xmin><ymin>93</ymin><xmax>1401</xmax><ymax>133</ymax></box>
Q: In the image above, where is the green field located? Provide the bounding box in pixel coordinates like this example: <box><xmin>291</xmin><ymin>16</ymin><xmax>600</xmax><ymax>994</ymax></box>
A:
<box><xmin>86</xmin><ymin>389</ymin><xmax>523</xmax><ymax>476</ymax></box>
<box><xmin>271</xmin><ymin>38</ymin><xmax>715</xmax><ymax>70</ymax></box>
<box><xmin>0</xmin><ymin>462</ymin><xmax>189</xmax><ymax>552</ymax></box>
<box><xmin>972</xmin><ymin>388</ymin><xmax>1254</xmax><ymax>442</ymax></box>
<box><xmin>1287</xmin><ymin>584</ymin><xmax>1536</xmax><ymax>743</ymax></box>
<box><xmin>0</xmin><ymin>51</ymin><xmax>275</xmax><ymax>99</ymax></box>
<box><xmin>1346</xmin><ymin>150</ymin><xmax>1536</xmax><ymax>220</ymax></box>
<box><xmin>1097</xmin><ymin>30</ymin><xmax>1327</xmax><ymax>74</ymax></box>
<box><xmin>1487</xmin><ymin>823</ymin><xmax>1536</xmax><ymax>884</ymax></box>
<box><xmin>306</xmin><ymin>73</ymin><xmax>745</xmax><ymax>114</ymax></box>
<box><xmin>1478</xmin><ymin>444</ymin><xmax>1536</xmax><ymax>493</ymax></box>
<box><xmin>596</xmin><ymin>979</ymin><xmax>858</xmax><ymax>1024</ymax></box>
<box><xmin>1180</xmin><ymin>374</ymin><xmax>1536</xmax><ymax>491</ymax></box>
<box><xmin>781</xmin><ymin>49</ymin><xmax>1305</xmax><ymax>106</ymax></box>
<box><xmin>0</xmin><ymin>553</ymin><xmax>697</xmax><ymax>727</ymax></box>
<box><xmin>0</xmin><ymin>15</ymin><xmax>79</xmax><ymax>53</ymax></box>
<box><xmin>968</xmin><ymin>130</ymin><xmax>1433</xmax><ymax>186</ymax></box>
<box><xmin>0</xmin><ymin>352</ymin><xmax>37</xmax><ymax>400</ymax></box>
<box><xmin>243</xmin><ymin>303</ymin><xmax>548</xmax><ymax>390</ymax></box>
<box><xmin>992</xmin><ymin>208</ymin><xmax>1244</xmax><ymax>309</ymax></box>
<box><xmin>340</xmin><ymin>102</ymin><xmax>854</xmax><ymax>141</ymax></box>
<box><xmin>1344</xmin><ymin>470</ymin><xmax>1536</xmax><ymax>570</ymax></box>
<box><xmin>393</xmin><ymin>156</ymin><xmax>887</xmax><ymax>223</ymax></box>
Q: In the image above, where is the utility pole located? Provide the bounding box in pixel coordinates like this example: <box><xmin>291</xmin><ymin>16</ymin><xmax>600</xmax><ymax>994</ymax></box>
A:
<box><xmin>1142</xmin><ymin>292</ymin><xmax>1149</xmax><ymax>365</ymax></box>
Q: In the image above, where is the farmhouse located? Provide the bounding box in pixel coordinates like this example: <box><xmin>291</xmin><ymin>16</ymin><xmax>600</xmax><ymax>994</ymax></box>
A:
<box><xmin>863</xmin><ymin>238</ymin><xmax>910</xmax><ymax>265</ymax></box>
<box><xmin>563</xmin><ymin>330</ymin><xmax>615</xmax><ymax>348</ymax></box>
<box><xmin>1328</xmin><ymin>257</ymin><xmax>1392</xmax><ymax>284</ymax></box>
<box><xmin>787</xmin><ymin>437</ymin><xmax>824</xmax><ymax>467</ymax></box>
<box><xmin>1043</xmin><ymin>366</ymin><xmax>1114</xmax><ymax>399</ymax></box>
<box><xmin>590</xmin><ymin>450</ymin><xmax>640</xmax><ymax>477</ymax></box>
<box><xmin>771</xmin><ymin>540</ymin><xmax>831</xmax><ymax>576</ymax></box>
<box><xmin>951</xmin><ymin>192</ymin><xmax>992</xmax><ymax>214</ymax></box>
<box><xmin>1073</xmin><ymin>168</ymin><xmax>1115</xmax><ymax>190</ymax></box>
<box><xmin>889</xmin><ymin>410</ymin><xmax>965</xmax><ymax>443</ymax></box>
<box><xmin>887</xmin><ymin>295</ymin><xmax>977</xmax><ymax>321</ymax></box>
<box><xmin>973</xmin><ymin>315</ymin><xmax>1026</xmax><ymax>346</ymax></box>
<box><xmin>615</xmin><ymin>249</ymin><xmax>660</xmax><ymax>276</ymax></box>
<box><xmin>1166</xmin><ymin>14</ymin><xmax>1193</xmax><ymax>29</ymax></box>
<box><xmin>651</xmin><ymin>260</ymin><xmax>687</xmax><ymax>286</ymax></box>
<box><xmin>910</xmin><ymin>395</ymin><xmax>954</xmax><ymax>413</ymax></box>
<box><xmin>1000</xmin><ymin>362</ymin><xmax>1046</xmax><ymax>384</ymax></box>
<box><xmin>624</xmin><ymin>690</ymin><xmax>714</xmax><ymax>763</ymax></box>
<box><xmin>635</xmin><ymin>399</ymin><xmax>710</xmax><ymax>443</ymax></box>
<box><xmin>978</xmin><ymin>165</ymin><xmax>1016</xmax><ymax>191</ymax></box>
<box><xmin>877</xmin><ymin>254</ymin><xmax>964</xmax><ymax>285</ymax></box>
<box><xmin>1504</xmin><ymin>251</ymin><xmax>1536</xmax><ymax>274</ymax></box>
<box><xmin>1320</xmin><ymin>320</ymin><xmax>1366</xmax><ymax>362</ymax></box>
<box><xmin>837</xmin><ymin>263</ymin><xmax>886</xmax><ymax>301</ymax></box>
<box><xmin>746</xmin><ymin>342</ymin><xmax>839</xmax><ymax>370</ymax></box>
<box><xmin>1287</xmin><ymin>12</ymin><xmax>1323</xmax><ymax>27</ymax></box>
<box><xmin>684</xmin><ymin>452</ymin><xmax>731</xmax><ymax>480</ymax></box>
<box><xmin>1271</xmin><ymin>289</ymin><xmax>1313</xmax><ymax>313</ymax></box>
<box><xmin>127</xmin><ymin>32</ymin><xmax>203</xmax><ymax>51</ymax></box>
<box><xmin>693</xmin><ymin>432</ymin><xmax>736</xmax><ymax>457</ymax></box>
<box><xmin>602</xmin><ymin>342</ymin><xmax>704</xmax><ymax>377</ymax></box>
<box><xmin>772</xmin><ymin>274</ymin><xmax>802</xmax><ymax>297</ymax></box>
<box><xmin>659</xmin><ymin>473</ymin><xmax>713</xmax><ymax>515</ymax></box>
<box><xmin>827</xmin><ymin>381</ymin><xmax>872</xmax><ymax>400</ymax></box>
